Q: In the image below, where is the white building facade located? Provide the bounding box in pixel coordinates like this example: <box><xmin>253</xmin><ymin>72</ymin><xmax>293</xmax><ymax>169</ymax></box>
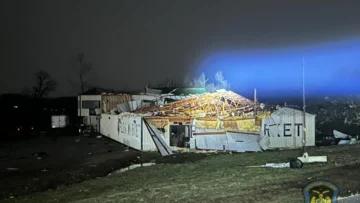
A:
<box><xmin>261</xmin><ymin>107</ymin><xmax>316</xmax><ymax>148</ymax></box>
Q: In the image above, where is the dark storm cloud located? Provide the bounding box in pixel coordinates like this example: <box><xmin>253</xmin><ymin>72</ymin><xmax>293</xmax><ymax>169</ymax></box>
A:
<box><xmin>1</xmin><ymin>0</ymin><xmax>360</xmax><ymax>96</ymax></box>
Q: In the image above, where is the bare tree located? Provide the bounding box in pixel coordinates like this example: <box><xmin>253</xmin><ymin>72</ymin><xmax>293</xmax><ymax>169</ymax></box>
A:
<box><xmin>205</xmin><ymin>83</ymin><xmax>216</xmax><ymax>93</ymax></box>
<box><xmin>21</xmin><ymin>87</ymin><xmax>32</xmax><ymax>97</ymax></box>
<box><xmin>214</xmin><ymin>71</ymin><xmax>230</xmax><ymax>90</ymax></box>
<box><xmin>24</xmin><ymin>70</ymin><xmax>57</xmax><ymax>98</ymax></box>
<box><xmin>69</xmin><ymin>52</ymin><xmax>96</xmax><ymax>94</ymax></box>
<box><xmin>184</xmin><ymin>71</ymin><xmax>230</xmax><ymax>92</ymax></box>
<box><xmin>193</xmin><ymin>72</ymin><xmax>208</xmax><ymax>88</ymax></box>
<box><xmin>215</xmin><ymin>71</ymin><xmax>224</xmax><ymax>83</ymax></box>
<box><xmin>182</xmin><ymin>75</ymin><xmax>193</xmax><ymax>87</ymax></box>
<box><xmin>156</xmin><ymin>78</ymin><xmax>175</xmax><ymax>88</ymax></box>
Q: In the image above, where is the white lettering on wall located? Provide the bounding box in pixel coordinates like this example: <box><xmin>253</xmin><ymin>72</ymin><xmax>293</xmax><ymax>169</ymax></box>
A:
<box><xmin>118</xmin><ymin>117</ymin><xmax>140</xmax><ymax>137</ymax></box>
<box><xmin>264</xmin><ymin>123</ymin><xmax>303</xmax><ymax>137</ymax></box>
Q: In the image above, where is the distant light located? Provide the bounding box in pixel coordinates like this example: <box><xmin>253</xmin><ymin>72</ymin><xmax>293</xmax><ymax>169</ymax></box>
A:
<box><xmin>195</xmin><ymin>38</ymin><xmax>360</xmax><ymax>97</ymax></box>
<box><xmin>14</xmin><ymin>105</ymin><xmax>18</xmax><ymax>109</ymax></box>
<box><xmin>17</xmin><ymin>128</ymin><xmax>21</xmax><ymax>131</ymax></box>
<box><xmin>52</xmin><ymin>126</ymin><xmax>56</xmax><ymax>128</ymax></box>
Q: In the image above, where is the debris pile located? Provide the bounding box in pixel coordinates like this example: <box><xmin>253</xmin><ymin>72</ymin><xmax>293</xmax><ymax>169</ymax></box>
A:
<box><xmin>135</xmin><ymin>90</ymin><xmax>256</xmax><ymax>118</ymax></box>
<box><xmin>334</xmin><ymin>130</ymin><xmax>358</xmax><ymax>145</ymax></box>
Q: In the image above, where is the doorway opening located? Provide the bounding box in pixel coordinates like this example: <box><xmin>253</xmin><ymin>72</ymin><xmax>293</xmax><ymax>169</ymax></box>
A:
<box><xmin>169</xmin><ymin>125</ymin><xmax>191</xmax><ymax>147</ymax></box>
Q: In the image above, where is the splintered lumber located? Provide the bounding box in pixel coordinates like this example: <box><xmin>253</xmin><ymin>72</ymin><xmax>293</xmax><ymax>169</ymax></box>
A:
<box><xmin>135</xmin><ymin>91</ymin><xmax>255</xmax><ymax>118</ymax></box>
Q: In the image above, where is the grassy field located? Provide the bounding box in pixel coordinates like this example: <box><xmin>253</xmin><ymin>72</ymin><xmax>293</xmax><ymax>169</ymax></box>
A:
<box><xmin>2</xmin><ymin>144</ymin><xmax>360</xmax><ymax>203</ymax></box>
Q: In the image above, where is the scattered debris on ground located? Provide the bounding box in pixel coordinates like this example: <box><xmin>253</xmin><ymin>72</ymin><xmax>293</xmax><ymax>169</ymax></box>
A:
<box><xmin>32</xmin><ymin>152</ymin><xmax>48</xmax><ymax>160</ymax></box>
<box><xmin>6</xmin><ymin>168</ymin><xmax>19</xmax><ymax>171</ymax></box>
<box><xmin>3</xmin><ymin>144</ymin><xmax>360</xmax><ymax>203</ymax></box>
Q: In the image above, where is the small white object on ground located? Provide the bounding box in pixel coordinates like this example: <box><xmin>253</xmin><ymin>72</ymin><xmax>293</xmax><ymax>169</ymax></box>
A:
<box><xmin>338</xmin><ymin>194</ymin><xmax>360</xmax><ymax>203</ymax></box>
<box><xmin>6</xmin><ymin>168</ymin><xmax>19</xmax><ymax>171</ymax></box>
<box><xmin>349</xmin><ymin>138</ymin><xmax>357</xmax><ymax>144</ymax></box>
<box><xmin>265</xmin><ymin>163</ymin><xmax>290</xmax><ymax>168</ymax></box>
<box><xmin>338</xmin><ymin>140</ymin><xmax>351</xmax><ymax>145</ymax></box>
<box><xmin>298</xmin><ymin>152</ymin><xmax>327</xmax><ymax>163</ymax></box>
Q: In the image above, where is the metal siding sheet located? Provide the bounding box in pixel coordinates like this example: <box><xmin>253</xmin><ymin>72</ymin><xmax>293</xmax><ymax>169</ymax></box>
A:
<box><xmin>141</xmin><ymin>121</ymin><xmax>156</xmax><ymax>151</ymax></box>
<box><xmin>263</xmin><ymin>111</ymin><xmax>315</xmax><ymax>148</ymax></box>
<box><xmin>116</xmin><ymin>101</ymin><xmax>142</xmax><ymax>113</ymax></box>
<box><xmin>100</xmin><ymin>114</ymin><xmax>118</xmax><ymax>139</ymax></box>
<box><xmin>195</xmin><ymin>134</ymin><xmax>227</xmax><ymax>150</ymax></box>
<box><xmin>132</xmin><ymin>95</ymin><xmax>157</xmax><ymax>101</ymax></box>
<box><xmin>102</xmin><ymin>95</ymin><xmax>132</xmax><ymax>113</ymax></box>
<box><xmin>128</xmin><ymin>101</ymin><xmax>141</xmax><ymax>111</ymax></box>
<box><xmin>194</xmin><ymin>132</ymin><xmax>261</xmax><ymax>151</ymax></box>
<box><xmin>100</xmin><ymin>115</ymin><xmax>107</xmax><ymax>137</ymax></box>
<box><xmin>141</xmin><ymin>120</ymin><xmax>169</xmax><ymax>151</ymax></box>
<box><xmin>306</xmin><ymin>115</ymin><xmax>316</xmax><ymax>146</ymax></box>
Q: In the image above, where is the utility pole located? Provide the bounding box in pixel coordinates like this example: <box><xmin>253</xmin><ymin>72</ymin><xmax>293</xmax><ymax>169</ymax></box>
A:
<box><xmin>254</xmin><ymin>88</ymin><xmax>257</xmax><ymax>117</ymax></box>
<box><xmin>302</xmin><ymin>58</ymin><xmax>307</xmax><ymax>153</ymax></box>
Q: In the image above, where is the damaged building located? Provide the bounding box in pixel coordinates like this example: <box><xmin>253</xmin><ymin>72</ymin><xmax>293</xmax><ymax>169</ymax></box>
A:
<box><xmin>78</xmin><ymin>88</ymin><xmax>132</xmax><ymax>132</ymax></box>
<box><xmin>101</xmin><ymin>90</ymin><xmax>267</xmax><ymax>152</ymax></box>
<box><xmin>261</xmin><ymin>107</ymin><xmax>316</xmax><ymax>148</ymax></box>
<box><xmin>99</xmin><ymin>89</ymin><xmax>316</xmax><ymax>152</ymax></box>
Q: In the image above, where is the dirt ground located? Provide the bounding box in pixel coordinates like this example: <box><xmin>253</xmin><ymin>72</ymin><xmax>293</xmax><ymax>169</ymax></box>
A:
<box><xmin>0</xmin><ymin>129</ymin><xmax>206</xmax><ymax>200</ymax></box>
<box><xmin>0</xmin><ymin>132</ymin><xmax>125</xmax><ymax>199</ymax></box>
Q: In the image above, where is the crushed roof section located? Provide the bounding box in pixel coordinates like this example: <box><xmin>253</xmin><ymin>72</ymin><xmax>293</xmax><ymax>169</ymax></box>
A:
<box><xmin>153</xmin><ymin>87</ymin><xmax>177</xmax><ymax>94</ymax></box>
<box><xmin>170</xmin><ymin>88</ymin><xmax>207</xmax><ymax>96</ymax></box>
<box><xmin>145</xmin><ymin>88</ymin><xmax>163</xmax><ymax>95</ymax></box>
<box><xmin>134</xmin><ymin>90</ymin><xmax>255</xmax><ymax>118</ymax></box>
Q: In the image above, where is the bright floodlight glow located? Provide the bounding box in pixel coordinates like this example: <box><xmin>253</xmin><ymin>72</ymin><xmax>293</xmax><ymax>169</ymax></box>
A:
<box><xmin>194</xmin><ymin>38</ymin><xmax>360</xmax><ymax>98</ymax></box>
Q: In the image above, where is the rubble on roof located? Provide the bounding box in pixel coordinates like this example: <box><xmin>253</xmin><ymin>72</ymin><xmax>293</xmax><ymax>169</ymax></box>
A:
<box><xmin>119</xmin><ymin>112</ymin><xmax>153</xmax><ymax>117</ymax></box>
<box><xmin>134</xmin><ymin>90</ymin><xmax>256</xmax><ymax>119</ymax></box>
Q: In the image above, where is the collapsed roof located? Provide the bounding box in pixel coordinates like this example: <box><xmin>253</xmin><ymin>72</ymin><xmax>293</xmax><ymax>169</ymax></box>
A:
<box><xmin>168</xmin><ymin>88</ymin><xmax>207</xmax><ymax>96</ymax></box>
<box><xmin>134</xmin><ymin>90</ymin><xmax>255</xmax><ymax>118</ymax></box>
<box><xmin>143</xmin><ymin>87</ymin><xmax>207</xmax><ymax>96</ymax></box>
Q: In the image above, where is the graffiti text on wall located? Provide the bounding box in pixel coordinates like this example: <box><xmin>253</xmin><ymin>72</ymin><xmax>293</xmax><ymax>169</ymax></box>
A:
<box><xmin>264</xmin><ymin>123</ymin><xmax>303</xmax><ymax>137</ymax></box>
<box><xmin>118</xmin><ymin>118</ymin><xmax>140</xmax><ymax>138</ymax></box>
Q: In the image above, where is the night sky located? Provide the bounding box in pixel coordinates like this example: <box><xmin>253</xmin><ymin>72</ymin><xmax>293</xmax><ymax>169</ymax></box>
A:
<box><xmin>1</xmin><ymin>0</ymin><xmax>360</xmax><ymax>98</ymax></box>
